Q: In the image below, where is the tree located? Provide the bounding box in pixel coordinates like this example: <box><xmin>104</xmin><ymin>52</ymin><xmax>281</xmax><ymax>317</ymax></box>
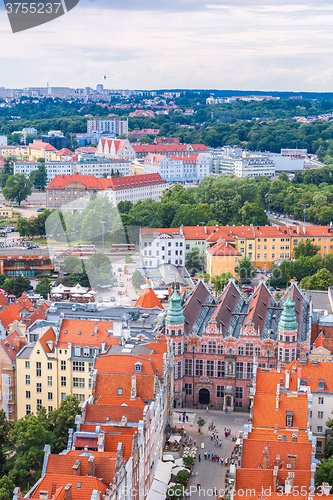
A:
<box><xmin>0</xmin><ymin>476</ymin><xmax>15</xmax><ymax>500</ymax></box>
<box><xmin>235</xmin><ymin>258</ymin><xmax>255</xmax><ymax>282</ymax></box>
<box><xmin>117</xmin><ymin>200</ymin><xmax>133</xmax><ymax>214</ymax></box>
<box><xmin>211</xmin><ymin>273</ymin><xmax>233</xmax><ymax>294</ymax></box>
<box><xmin>239</xmin><ymin>201</ymin><xmax>268</xmax><ymax>226</ymax></box>
<box><xmin>35</xmin><ymin>278</ymin><xmax>51</xmax><ymax>298</ymax></box>
<box><xmin>197</xmin><ymin>418</ymin><xmax>206</xmax><ymax>432</ymax></box>
<box><xmin>49</xmin><ymin>395</ymin><xmax>81</xmax><ymax>454</ymax></box>
<box><xmin>124</xmin><ymin>255</ymin><xmax>133</xmax><ymax>264</ymax></box>
<box><xmin>16</xmin><ymin>216</ymin><xmax>31</xmax><ymax>237</ymax></box>
<box><xmin>132</xmin><ymin>270</ymin><xmax>145</xmax><ymax>289</ymax></box>
<box><xmin>63</xmin><ymin>255</ymin><xmax>83</xmax><ymax>275</ymax></box>
<box><xmin>185</xmin><ymin>247</ymin><xmax>204</xmax><ymax>274</ymax></box>
<box><xmin>3</xmin><ymin>174</ymin><xmax>32</xmax><ymax>206</ymax></box>
<box><xmin>293</xmin><ymin>240</ymin><xmax>320</xmax><ymax>259</ymax></box>
<box><xmin>0</xmin><ymin>409</ymin><xmax>13</xmax><ymax>476</ymax></box>
<box><xmin>315</xmin><ymin>456</ymin><xmax>333</xmax><ymax>488</ymax></box>
<box><xmin>0</xmin><ymin>159</ymin><xmax>14</xmax><ymax>189</ymax></box>
<box><xmin>29</xmin><ymin>163</ymin><xmax>47</xmax><ymax>191</ymax></box>
<box><xmin>182</xmin><ymin>456</ymin><xmax>194</xmax><ymax>467</ymax></box>
<box><xmin>166</xmin><ymin>484</ymin><xmax>184</xmax><ymax>500</ymax></box>
<box><xmin>85</xmin><ymin>253</ymin><xmax>112</xmax><ymax>288</ymax></box>
<box><xmin>300</xmin><ymin>268</ymin><xmax>333</xmax><ymax>291</ymax></box>
<box><xmin>3</xmin><ymin>276</ymin><xmax>31</xmax><ymax>297</ymax></box>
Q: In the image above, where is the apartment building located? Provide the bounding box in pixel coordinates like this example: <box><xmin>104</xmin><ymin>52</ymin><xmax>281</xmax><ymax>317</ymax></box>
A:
<box><xmin>15</xmin><ymin>319</ymin><xmax>120</xmax><ymax>419</ymax></box>
<box><xmin>144</xmin><ymin>153</ymin><xmax>210</xmax><ymax>182</ymax></box>
<box><xmin>14</xmin><ymin>157</ymin><xmax>131</xmax><ymax>183</ymax></box>
<box><xmin>133</xmin><ymin>143</ymin><xmax>209</xmax><ymax>159</ymax></box>
<box><xmin>140</xmin><ymin>228</ymin><xmax>185</xmax><ymax>268</ymax></box>
<box><xmin>87</xmin><ymin>118</ymin><xmax>128</xmax><ymax>135</ymax></box>
<box><xmin>234</xmin><ymin>154</ymin><xmax>275</xmax><ymax>178</ymax></box>
<box><xmin>102</xmin><ymin>173</ymin><xmax>167</xmax><ymax>206</ymax></box>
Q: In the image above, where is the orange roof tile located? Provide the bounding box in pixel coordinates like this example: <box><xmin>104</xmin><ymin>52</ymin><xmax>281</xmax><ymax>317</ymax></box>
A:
<box><xmin>252</xmin><ymin>392</ymin><xmax>308</xmax><ymax>430</ymax></box>
<box><xmin>235</xmin><ymin>469</ymin><xmax>311</xmax><ymax>493</ymax></box>
<box><xmin>84</xmin><ymin>404</ymin><xmax>144</xmax><ymax>424</ymax></box>
<box><xmin>39</xmin><ymin>327</ymin><xmax>56</xmax><ymax>354</ymax></box>
<box><xmin>207</xmin><ymin>240</ymin><xmax>242</xmax><ymax>257</ymax></box>
<box><xmin>0</xmin><ymin>295</ymin><xmax>35</xmax><ymax>329</ymax></box>
<box><xmin>246</xmin><ymin>428</ymin><xmax>309</xmax><ymax>443</ymax></box>
<box><xmin>0</xmin><ymin>293</ymin><xmax>9</xmax><ymax>309</ymax></box>
<box><xmin>241</xmin><ymin>439</ymin><xmax>312</xmax><ymax>470</ymax></box>
<box><xmin>94</xmin><ymin>372</ymin><xmax>155</xmax><ymax>400</ymax></box>
<box><xmin>96</xmin><ymin>396</ymin><xmax>146</xmax><ymax>406</ymax></box>
<box><xmin>32</xmin><ymin>474</ymin><xmax>107</xmax><ymax>500</ymax></box>
<box><xmin>134</xmin><ymin>284</ymin><xmax>164</xmax><ymax>309</ymax></box>
<box><xmin>0</xmin><ymin>330</ymin><xmax>26</xmax><ymax>361</ymax></box>
<box><xmin>30</xmin><ymin>141</ymin><xmax>57</xmax><ymax>151</ymax></box>
<box><xmin>56</xmin><ymin>319</ymin><xmax>118</xmax><ymax>348</ymax></box>
<box><xmin>285</xmin><ymin>360</ymin><xmax>333</xmax><ymax>393</ymax></box>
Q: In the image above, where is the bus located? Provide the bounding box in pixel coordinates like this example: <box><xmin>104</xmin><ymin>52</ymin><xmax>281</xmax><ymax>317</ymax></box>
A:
<box><xmin>72</xmin><ymin>245</ymin><xmax>96</xmax><ymax>256</ymax></box>
<box><xmin>110</xmin><ymin>244</ymin><xmax>136</xmax><ymax>253</ymax></box>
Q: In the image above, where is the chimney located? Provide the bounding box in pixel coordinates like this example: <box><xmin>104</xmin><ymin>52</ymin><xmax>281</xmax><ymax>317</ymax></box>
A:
<box><xmin>273</xmin><ymin>468</ymin><xmax>278</xmax><ymax>493</ymax></box>
<box><xmin>72</xmin><ymin>459</ymin><xmax>80</xmax><ymax>476</ymax></box>
<box><xmin>64</xmin><ymin>484</ymin><xmax>72</xmax><ymax>500</ymax></box>
<box><xmin>14</xmin><ymin>336</ymin><xmax>26</xmax><ymax>353</ymax></box>
<box><xmin>289</xmin><ymin>472</ymin><xmax>295</xmax><ymax>491</ymax></box>
<box><xmin>263</xmin><ymin>449</ymin><xmax>269</xmax><ymax>469</ymax></box>
<box><xmin>130</xmin><ymin>375</ymin><xmax>137</xmax><ymax>400</ymax></box>
<box><xmin>285</xmin><ymin>370</ymin><xmax>290</xmax><ymax>390</ymax></box>
<box><xmin>94</xmin><ymin>321</ymin><xmax>98</xmax><ymax>335</ymax></box>
<box><xmin>288</xmin><ymin>454</ymin><xmax>297</xmax><ymax>469</ymax></box>
<box><xmin>291</xmin><ymin>432</ymin><xmax>298</xmax><ymax>443</ymax></box>
<box><xmin>88</xmin><ymin>455</ymin><xmax>95</xmax><ymax>476</ymax></box>
<box><xmin>97</xmin><ymin>431</ymin><xmax>105</xmax><ymax>452</ymax></box>
<box><xmin>39</xmin><ymin>493</ymin><xmax>49</xmax><ymax>500</ymax></box>
<box><xmin>101</xmin><ymin>341</ymin><xmax>106</xmax><ymax>353</ymax></box>
<box><xmin>276</xmin><ymin>455</ymin><xmax>280</xmax><ymax>467</ymax></box>
<box><xmin>303</xmin><ymin>226</ymin><xmax>306</xmax><ymax>235</ymax></box>
<box><xmin>121</xmin><ymin>415</ymin><xmax>127</xmax><ymax>427</ymax></box>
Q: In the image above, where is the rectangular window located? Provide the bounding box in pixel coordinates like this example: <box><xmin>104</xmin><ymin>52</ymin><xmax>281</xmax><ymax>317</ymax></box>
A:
<box><xmin>206</xmin><ymin>360</ymin><xmax>214</xmax><ymax>377</ymax></box>
<box><xmin>319</xmin><ymin>397</ymin><xmax>324</xmax><ymax>405</ymax></box>
<box><xmin>245</xmin><ymin>343</ymin><xmax>253</xmax><ymax>356</ymax></box>
<box><xmin>47</xmin><ymin>362</ymin><xmax>52</xmax><ymax>370</ymax></box>
<box><xmin>48</xmin><ymin>406</ymin><xmax>53</xmax><ymax>412</ymax></box>
<box><xmin>195</xmin><ymin>360</ymin><xmax>203</xmax><ymax>376</ymax></box>
<box><xmin>61</xmin><ymin>360</ymin><xmax>66</xmax><ymax>371</ymax></box>
<box><xmin>47</xmin><ymin>376</ymin><xmax>52</xmax><ymax>387</ymax></box>
<box><xmin>26</xmin><ymin>404</ymin><xmax>31</xmax><ymax>415</ymax></box>
<box><xmin>73</xmin><ymin>361</ymin><xmax>85</xmax><ymax>372</ymax></box>
<box><xmin>208</xmin><ymin>342</ymin><xmax>216</xmax><ymax>354</ymax></box>
<box><xmin>74</xmin><ymin>394</ymin><xmax>85</xmax><ymax>402</ymax></box>
<box><xmin>255</xmin><ymin>347</ymin><xmax>261</xmax><ymax>357</ymax></box>
<box><xmin>61</xmin><ymin>393</ymin><xmax>66</xmax><ymax>400</ymax></box>
<box><xmin>185</xmin><ymin>359</ymin><xmax>193</xmax><ymax>376</ymax></box>
<box><xmin>238</xmin><ymin>346</ymin><xmax>244</xmax><ymax>356</ymax></box>
<box><xmin>185</xmin><ymin>383</ymin><xmax>192</xmax><ymax>395</ymax></box>
<box><xmin>216</xmin><ymin>385</ymin><xmax>224</xmax><ymax>398</ymax></box>
<box><xmin>235</xmin><ymin>387</ymin><xmax>243</xmax><ymax>399</ymax></box>
<box><xmin>317</xmin><ymin>441</ymin><xmax>323</xmax><ymax>453</ymax></box>
<box><xmin>61</xmin><ymin>376</ymin><xmax>66</xmax><ymax>387</ymax></box>
<box><xmin>247</xmin><ymin>363</ymin><xmax>253</xmax><ymax>380</ymax></box>
<box><xmin>74</xmin><ymin>347</ymin><xmax>81</xmax><ymax>357</ymax></box>
<box><xmin>48</xmin><ymin>392</ymin><xmax>53</xmax><ymax>401</ymax></box>
<box><xmin>36</xmin><ymin>383</ymin><xmax>42</xmax><ymax>393</ymax></box>
<box><xmin>318</xmin><ymin>411</ymin><xmax>324</xmax><ymax>419</ymax></box>
<box><xmin>184</xmin><ymin>342</ymin><xmax>188</xmax><ymax>353</ymax></box>
<box><xmin>218</xmin><ymin>345</ymin><xmax>223</xmax><ymax>355</ymax></box>
<box><xmin>236</xmin><ymin>362</ymin><xmax>244</xmax><ymax>379</ymax></box>
<box><xmin>25</xmin><ymin>375</ymin><xmax>30</xmax><ymax>385</ymax></box>
<box><xmin>83</xmin><ymin>348</ymin><xmax>90</xmax><ymax>357</ymax></box>
<box><xmin>89</xmin><ymin>362</ymin><xmax>93</xmax><ymax>372</ymax></box>
<box><xmin>73</xmin><ymin>377</ymin><xmax>85</xmax><ymax>388</ymax></box>
<box><xmin>26</xmin><ymin>391</ymin><xmax>30</xmax><ymax>399</ymax></box>
<box><xmin>37</xmin><ymin>399</ymin><xmax>42</xmax><ymax>410</ymax></box>
<box><xmin>36</xmin><ymin>362</ymin><xmax>41</xmax><ymax>377</ymax></box>
<box><xmin>25</xmin><ymin>361</ymin><xmax>30</xmax><ymax>369</ymax></box>
<box><xmin>201</xmin><ymin>344</ymin><xmax>207</xmax><ymax>354</ymax></box>
<box><xmin>217</xmin><ymin>360</ymin><xmax>225</xmax><ymax>378</ymax></box>
<box><xmin>177</xmin><ymin>343</ymin><xmax>182</xmax><ymax>355</ymax></box>
<box><xmin>317</xmin><ymin>426</ymin><xmax>323</xmax><ymax>433</ymax></box>
<box><xmin>177</xmin><ymin>361</ymin><xmax>182</xmax><ymax>379</ymax></box>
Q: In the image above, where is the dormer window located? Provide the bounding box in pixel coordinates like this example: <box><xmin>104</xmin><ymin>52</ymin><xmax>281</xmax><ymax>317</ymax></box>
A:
<box><xmin>286</xmin><ymin>411</ymin><xmax>293</xmax><ymax>427</ymax></box>
<box><xmin>135</xmin><ymin>362</ymin><xmax>142</xmax><ymax>372</ymax></box>
<box><xmin>319</xmin><ymin>380</ymin><xmax>325</xmax><ymax>391</ymax></box>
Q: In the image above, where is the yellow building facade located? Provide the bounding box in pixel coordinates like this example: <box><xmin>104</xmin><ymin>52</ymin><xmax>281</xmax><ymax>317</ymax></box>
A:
<box><xmin>206</xmin><ymin>240</ymin><xmax>242</xmax><ymax>277</ymax></box>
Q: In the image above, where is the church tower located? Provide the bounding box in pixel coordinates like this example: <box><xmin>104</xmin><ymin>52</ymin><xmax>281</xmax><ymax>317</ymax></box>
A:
<box><xmin>277</xmin><ymin>292</ymin><xmax>298</xmax><ymax>367</ymax></box>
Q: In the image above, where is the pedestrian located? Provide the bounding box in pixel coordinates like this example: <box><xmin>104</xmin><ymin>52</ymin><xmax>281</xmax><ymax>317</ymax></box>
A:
<box><xmin>186</xmin><ymin>415</ymin><xmax>188</xmax><ymax>422</ymax></box>
<box><xmin>197</xmin><ymin>483</ymin><xmax>201</xmax><ymax>491</ymax></box>
<box><xmin>219</xmin><ymin>440</ymin><xmax>222</xmax><ymax>447</ymax></box>
<box><xmin>225</xmin><ymin>406</ymin><xmax>228</xmax><ymax>414</ymax></box>
<box><xmin>198</xmin><ymin>454</ymin><xmax>201</xmax><ymax>462</ymax></box>
<box><xmin>208</xmin><ymin>451</ymin><xmax>210</xmax><ymax>459</ymax></box>
<box><xmin>204</xmin><ymin>451</ymin><xmax>207</xmax><ymax>460</ymax></box>
<box><xmin>211</xmin><ymin>435</ymin><xmax>213</xmax><ymax>441</ymax></box>
<box><xmin>194</xmin><ymin>438</ymin><xmax>196</xmax><ymax>446</ymax></box>
<box><xmin>207</xmin><ymin>406</ymin><xmax>209</xmax><ymax>413</ymax></box>
<box><xmin>225</xmin><ymin>430</ymin><xmax>228</xmax><ymax>438</ymax></box>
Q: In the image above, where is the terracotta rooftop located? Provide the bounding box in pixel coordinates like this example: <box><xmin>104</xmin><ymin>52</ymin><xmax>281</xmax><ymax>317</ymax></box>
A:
<box><xmin>285</xmin><ymin>359</ymin><xmax>333</xmax><ymax>393</ymax></box>
<box><xmin>235</xmin><ymin>469</ymin><xmax>311</xmax><ymax>493</ymax></box>
<box><xmin>252</xmin><ymin>392</ymin><xmax>308</xmax><ymax>430</ymax></box>
<box><xmin>134</xmin><ymin>284</ymin><xmax>164</xmax><ymax>310</ymax></box>
<box><xmin>84</xmin><ymin>403</ymin><xmax>144</xmax><ymax>424</ymax></box>
<box><xmin>207</xmin><ymin>240</ymin><xmax>242</xmax><ymax>257</ymax></box>
<box><xmin>31</xmin><ymin>474</ymin><xmax>107</xmax><ymax>500</ymax></box>
<box><xmin>241</xmin><ymin>438</ymin><xmax>312</xmax><ymax>470</ymax></box>
<box><xmin>56</xmin><ymin>319</ymin><xmax>118</xmax><ymax>348</ymax></box>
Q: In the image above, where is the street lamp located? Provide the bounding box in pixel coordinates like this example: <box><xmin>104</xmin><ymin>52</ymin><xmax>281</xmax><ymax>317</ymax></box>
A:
<box><xmin>192</xmin><ymin>345</ymin><xmax>195</xmax><ymax>406</ymax></box>
<box><xmin>302</xmin><ymin>204</ymin><xmax>309</xmax><ymax>225</ymax></box>
<box><xmin>101</xmin><ymin>221</ymin><xmax>106</xmax><ymax>254</ymax></box>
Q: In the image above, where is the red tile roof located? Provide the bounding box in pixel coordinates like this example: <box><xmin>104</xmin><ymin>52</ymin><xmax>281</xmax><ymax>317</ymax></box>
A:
<box><xmin>84</xmin><ymin>403</ymin><xmax>144</xmax><ymax>424</ymax></box>
<box><xmin>96</xmin><ymin>396</ymin><xmax>146</xmax><ymax>406</ymax></box>
<box><xmin>46</xmin><ymin>174</ymin><xmax>111</xmax><ymax>191</ymax></box>
<box><xmin>207</xmin><ymin>240</ymin><xmax>242</xmax><ymax>257</ymax></box>
<box><xmin>134</xmin><ymin>284</ymin><xmax>164</xmax><ymax>310</ymax></box>
<box><xmin>252</xmin><ymin>392</ymin><xmax>308</xmax><ymax>430</ymax></box>
<box><xmin>29</xmin><ymin>141</ymin><xmax>57</xmax><ymax>151</ymax></box>
<box><xmin>0</xmin><ymin>330</ymin><xmax>26</xmax><ymax>361</ymax></box>
<box><xmin>56</xmin><ymin>319</ymin><xmax>118</xmax><ymax>348</ymax></box>
<box><xmin>107</xmin><ymin>173</ymin><xmax>164</xmax><ymax>190</ymax></box>
<box><xmin>0</xmin><ymin>293</ymin><xmax>9</xmax><ymax>309</ymax></box>
<box><xmin>38</xmin><ymin>327</ymin><xmax>56</xmax><ymax>354</ymax></box>
<box><xmin>235</xmin><ymin>469</ymin><xmax>311</xmax><ymax>493</ymax></box>
<box><xmin>241</xmin><ymin>438</ymin><xmax>312</xmax><ymax>470</ymax></box>
<box><xmin>0</xmin><ymin>295</ymin><xmax>35</xmax><ymax>329</ymax></box>
<box><xmin>32</xmin><ymin>474</ymin><xmax>107</xmax><ymax>500</ymax></box>
<box><xmin>285</xmin><ymin>360</ymin><xmax>333</xmax><ymax>393</ymax></box>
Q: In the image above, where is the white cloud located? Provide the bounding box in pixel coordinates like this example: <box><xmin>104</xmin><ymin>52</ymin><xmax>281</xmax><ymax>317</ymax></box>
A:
<box><xmin>0</xmin><ymin>2</ymin><xmax>332</xmax><ymax>91</ymax></box>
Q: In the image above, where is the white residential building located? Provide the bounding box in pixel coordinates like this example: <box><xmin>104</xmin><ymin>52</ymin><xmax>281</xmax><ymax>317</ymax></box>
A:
<box><xmin>140</xmin><ymin>228</ymin><xmax>185</xmax><ymax>268</ymax></box>
<box><xmin>102</xmin><ymin>173</ymin><xmax>167</xmax><ymax>206</ymax></box>
<box><xmin>14</xmin><ymin>158</ymin><xmax>131</xmax><ymax>183</ymax></box>
<box><xmin>234</xmin><ymin>154</ymin><xmax>275</xmax><ymax>178</ymax></box>
<box><xmin>87</xmin><ymin>118</ymin><xmax>128</xmax><ymax>135</ymax></box>
<box><xmin>144</xmin><ymin>153</ymin><xmax>210</xmax><ymax>182</ymax></box>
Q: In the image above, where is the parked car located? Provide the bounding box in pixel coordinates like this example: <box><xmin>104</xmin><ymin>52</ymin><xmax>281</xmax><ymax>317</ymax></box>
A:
<box><xmin>110</xmin><ymin>296</ymin><xmax>116</xmax><ymax>302</ymax></box>
<box><xmin>243</xmin><ymin>287</ymin><xmax>254</xmax><ymax>293</ymax></box>
<box><xmin>98</xmin><ymin>297</ymin><xmax>103</xmax><ymax>303</ymax></box>
<box><xmin>119</xmin><ymin>282</ymin><xmax>124</xmax><ymax>287</ymax></box>
<box><xmin>104</xmin><ymin>297</ymin><xmax>110</xmax><ymax>302</ymax></box>
<box><xmin>113</xmin><ymin>279</ymin><xmax>118</xmax><ymax>287</ymax></box>
<box><xmin>37</xmin><ymin>208</ymin><xmax>45</xmax><ymax>213</ymax></box>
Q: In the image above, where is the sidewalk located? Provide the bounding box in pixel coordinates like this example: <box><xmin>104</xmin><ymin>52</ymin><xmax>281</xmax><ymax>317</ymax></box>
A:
<box><xmin>173</xmin><ymin>408</ymin><xmax>249</xmax><ymax>499</ymax></box>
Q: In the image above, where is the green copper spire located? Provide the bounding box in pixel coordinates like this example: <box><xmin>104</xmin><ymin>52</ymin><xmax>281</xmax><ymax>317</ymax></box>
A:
<box><xmin>166</xmin><ymin>288</ymin><xmax>185</xmax><ymax>325</ymax></box>
<box><xmin>278</xmin><ymin>292</ymin><xmax>298</xmax><ymax>331</ymax></box>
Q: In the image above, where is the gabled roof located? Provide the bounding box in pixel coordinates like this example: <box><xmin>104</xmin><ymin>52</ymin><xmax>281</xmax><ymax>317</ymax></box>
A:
<box><xmin>0</xmin><ymin>293</ymin><xmax>9</xmax><ymax>309</ymax></box>
<box><xmin>29</xmin><ymin>141</ymin><xmax>57</xmax><ymax>151</ymax></box>
<box><xmin>183</xmin><ymin>281</ymin><xmax>213</xmax><ymax>335</ymax></box>
<box><xmin>46</xmin><ymin>173</ymin><xmax>112</xmax><ymax>190</ymax></box>
<box><xmin>252</xmin><ymin>392</ymin><xmax>308</xmax><ymax>430</ymax></box>
<box><xmin>134</xmin><ymin>283</ymin><xmax>164</xmax><ymax>310</ymax></box>
<box><xmin>0</xmin><ymin>330</ymin><xmax>26</xmax><ymax>362</ymax></box>
<box><xmin>245</xmin><ymin>283</ymin><xmax>273</xmax><ymax>336</ymax></box>
<box><xmin>210</xmin><ymin>281</ymin><xmax>242</xmax><ymax>332</ymax></box>
<box><xmin>39</xmin><ymin>327</ymin><xmax>56</xmax><ymax>354</ymax></box>
<box><xmin>84</xmin><ymin>403</ymin><xmax>144</xmax><ymax>424</ymax></box>
<box><xmin>241</xmin><ymin>438</ymin><xmax>312</xmax><ymax>470</ymax></box>
<box><xmin>207</xmin><ymin>240</ymin><xmax>242</xmax><ymax>257</ymax></box>
<box><xmin>286</xmin><ymin>359</ymin><xmax>333</xmax><ymax>393</ymax></box>
<box><xmin>0</xmin><ymin>295</ymin><xmax>35</xmax><ymax>329</ymax></box>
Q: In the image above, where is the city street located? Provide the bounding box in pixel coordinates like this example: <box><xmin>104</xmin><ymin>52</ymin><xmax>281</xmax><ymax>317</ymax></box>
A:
<box><xmin>173</xmin><ymin>408</ymin><xmax>249</xmax><ymax>499</ymax></box>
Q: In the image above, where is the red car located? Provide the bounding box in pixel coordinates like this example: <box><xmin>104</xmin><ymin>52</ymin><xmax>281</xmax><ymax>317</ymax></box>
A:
<box><xmin>243</xmin><ymin>287</ymin><xmax>254</xmax><ymax>293</ymax></box>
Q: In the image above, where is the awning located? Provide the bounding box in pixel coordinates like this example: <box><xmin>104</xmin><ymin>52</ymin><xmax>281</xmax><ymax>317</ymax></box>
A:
<box><xmin>154</xmin><ymin>460</ymin><xmax>173</xmax><ymax>485</ymax></box>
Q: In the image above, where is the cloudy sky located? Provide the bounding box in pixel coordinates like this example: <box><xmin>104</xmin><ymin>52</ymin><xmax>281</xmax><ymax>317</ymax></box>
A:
<box><xmin>0</xmin><ymin>0</ymin><xmax>332</xmax><ymax>91</ymax></box>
